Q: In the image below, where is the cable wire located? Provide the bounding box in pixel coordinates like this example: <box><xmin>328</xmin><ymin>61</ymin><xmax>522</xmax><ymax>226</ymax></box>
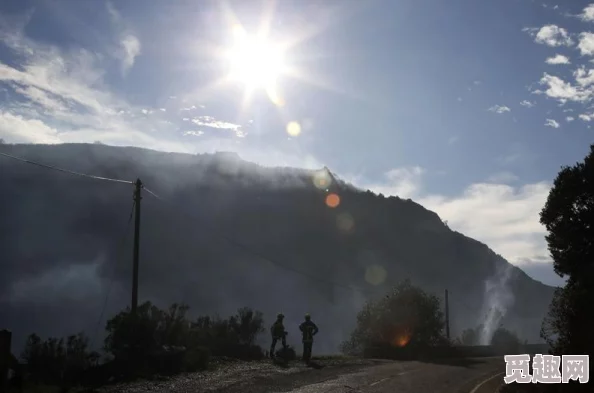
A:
<box><xmin>142</xmin><ymin>186</ymin><xmax>162</xmax><ymax>200</ymax></box>
<box><xmin>89</xmin><ymin>200</ymin><xmax>135</xmax><ymax>350</ymax></box>
<box><xmin>0</xmin><ymin>151</ymin><xmax>134</xmax><ymax>184</ymax></box>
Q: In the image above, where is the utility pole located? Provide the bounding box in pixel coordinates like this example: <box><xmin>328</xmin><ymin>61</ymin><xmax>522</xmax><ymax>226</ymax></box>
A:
<box><xmin>131</xmin><ymin>178</ymin><xmax>142</xmax><ymax>314</ymax></box>
<box><xmin>0</xmin><ymin>329</ymin><xmax>11</xmax><ymax>393</ymax></box>
<box><xmin>445</xmin><ymin>289</ymin><xmax>450</xmax><ymax>340</ymax></box>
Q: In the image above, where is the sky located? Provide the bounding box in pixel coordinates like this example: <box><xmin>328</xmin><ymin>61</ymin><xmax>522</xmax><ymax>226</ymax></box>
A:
<box><xmin>1</xmin><ymin>0</ymin><xmax>594</xmax><ymax>288</ymax></box>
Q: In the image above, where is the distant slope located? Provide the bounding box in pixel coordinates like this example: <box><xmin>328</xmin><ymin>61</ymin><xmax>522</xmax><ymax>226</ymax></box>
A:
<box><xmin>0</xmin><ymin>143</ymin><xmax>554</xmax><ymax>352</ymax></box>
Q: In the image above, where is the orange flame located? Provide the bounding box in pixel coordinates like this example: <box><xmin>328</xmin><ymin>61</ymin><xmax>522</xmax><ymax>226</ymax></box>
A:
<box><xmin>391</xmin><ymin>327</ymin><xmax>413</xmax><ymax>347</ymax></box>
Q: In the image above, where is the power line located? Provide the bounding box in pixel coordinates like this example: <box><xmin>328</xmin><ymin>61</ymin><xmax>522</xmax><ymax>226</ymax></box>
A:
<box><xmin>90</xmin><ymin>200</ymin><xmax>135</xmax><ymax>350</ymax></box>
<box><xmin>0</xmin><ymin>151</ymin><xmax>134</xmax><ymax>184</ymax></box>
<box><xmin>142</xmin><ymin>186</ymin><xmax>161</xmax><ymax>200</ymax></box>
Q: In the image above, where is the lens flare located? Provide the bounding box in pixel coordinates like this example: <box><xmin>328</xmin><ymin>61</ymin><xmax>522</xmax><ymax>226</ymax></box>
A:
<box><xmin>325</xmin><ymin>193</ymin><xmax>340</xmax><ymax>208</ymax></box>
<box><xmin>286</xmin><ymin>121</ymin><xmax>301</xmax><ymax>136</ymax></box>
<box><xmin>337</xmin><ymin>212</ymin><xmax>355</xmax><ymax>233</ymax></box>
<box><xmin>313</xmin><ymin>170</ymin><xmax>332</xmax><ymax>190</ymax></box>
<box><xmin>365</xmin><ymin>265</ymin><xmax>387</xmax><ymax>286</ymax></box>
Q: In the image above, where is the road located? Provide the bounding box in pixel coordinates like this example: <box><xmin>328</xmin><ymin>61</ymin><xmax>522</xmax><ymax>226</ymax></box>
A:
<box><xmin>282</xmin><ymin>357</ymin><xmax>505</xmax><ymax>393</ymax></box>
<box><xmin>214</xmin><ymin>357</ymin><xmax>506</xmax><ymax>393</ymax></box>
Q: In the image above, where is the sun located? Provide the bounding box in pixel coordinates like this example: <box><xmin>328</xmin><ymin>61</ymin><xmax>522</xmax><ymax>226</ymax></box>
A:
<box><xmin>225</xmin><ymin>25</ymin><xmax>286</xmax><ymax>92</ymax></box>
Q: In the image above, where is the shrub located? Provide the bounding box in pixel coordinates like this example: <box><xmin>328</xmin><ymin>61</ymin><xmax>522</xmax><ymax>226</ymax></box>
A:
<box><xmin>341</xmin><ymin>280</ymin><xmax>446</xmax><ymax>357</ymax></box>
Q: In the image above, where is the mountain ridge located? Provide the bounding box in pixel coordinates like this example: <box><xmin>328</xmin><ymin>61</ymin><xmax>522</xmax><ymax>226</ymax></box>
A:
<box><xmin>0</xmin><ymin>143</ymin><xmax>555</xmax><ymax>352</ymax></box>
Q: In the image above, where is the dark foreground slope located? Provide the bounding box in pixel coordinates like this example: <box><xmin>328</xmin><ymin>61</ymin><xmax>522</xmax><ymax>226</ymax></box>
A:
<box><xmin>0</xmin><ymin>143</ymin><xmax>554</xmax><ymax>352</ymax></box>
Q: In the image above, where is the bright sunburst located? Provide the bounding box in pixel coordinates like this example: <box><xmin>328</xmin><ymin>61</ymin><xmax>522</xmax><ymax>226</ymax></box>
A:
<box><xmin>226</xmin><ymin>25</ymin><xmax>286</xmax><ymax>93</ymax></box>
<box><xmin>223</xmin><ymin>23</ymin><xmax>291</xmax><ymax>108</ymax></box>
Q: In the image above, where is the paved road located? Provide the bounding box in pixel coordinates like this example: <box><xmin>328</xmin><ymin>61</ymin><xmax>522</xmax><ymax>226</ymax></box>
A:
<box><xmin>281</xmin><ymin>357</ymin><xmax>506</xmax><ymax>393</ymax></box>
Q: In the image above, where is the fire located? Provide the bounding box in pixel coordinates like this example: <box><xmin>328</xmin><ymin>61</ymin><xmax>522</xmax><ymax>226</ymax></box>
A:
<box><xmin>392</xmin><ymin>333</ymin><xmax>411</xmax><ymax>347</ymax></box>
<box><xmin>391</xmin><ymin>327</ymin><xmax>413</xmax><ymax>347</ymax></box>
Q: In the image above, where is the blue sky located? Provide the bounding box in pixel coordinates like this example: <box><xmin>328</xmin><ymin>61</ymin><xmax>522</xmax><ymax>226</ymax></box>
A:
<box><xmin>2</xmin><ymin>0</ymin><xmax>594</xmax><ymax>287</ymax></box>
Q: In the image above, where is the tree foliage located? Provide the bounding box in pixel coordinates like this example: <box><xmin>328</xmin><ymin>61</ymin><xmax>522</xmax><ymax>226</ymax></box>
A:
<box><xmin>104</xmin><ymin>301</ymin><xmax>266</xmax><ymax>374</ymax></box>
<box><xmin>490</xmin><ymin>327</ymin><xmax>521</xmax><ymax>353</ymax></box>
<box><xmin>20</xmin><ymin>332</ymin><xmax>96</xmax><ymax>385</ymax></box>
<box><xmin>539</xmin><ymin>144</ymin><xmax>594</xmax><ymax>357</ymax></box>
<box><xmin>457</xmin><ymin>324</ymin><xmax>484</xmax><ymax>346</ymax></box>
<box><xmin>341</xmin><ymin>280</ymin><xmax>446</xmax><ymax>355</ymax></box>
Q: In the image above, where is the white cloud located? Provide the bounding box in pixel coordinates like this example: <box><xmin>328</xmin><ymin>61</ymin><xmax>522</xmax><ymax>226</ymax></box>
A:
<box><xmin>573</xmin><ymin>67</ymin><xmax>594</xmax><ymax>87</ymax></box>
<box><xmin>120</xmin><ymin>35</ymin><xmax>141</xmax><ymax>73</ymax></box>
<box><xmin>420</xmin><ymin>182</ymin><xmax>552</xmax><ymax>275</ymax></box>
<box><xmin>191</xmin><ymin>116</ymin><xmax>243</xmax><ymax>131</ymax></box>
<box><xmin>183</xmin><ymin>130</ymin><xmax>205</xmax><ymax>137</ymax></box>
<box><xmin>566</xmin><ymin>116</ymin><xmax>575</xmax><ymax>122</ymax></box>
<box><xmin>356</xmin><ymin>168</ymin><xmax>555</xmax><ymax>283</ymax></box>
<box><xmin>579</xmin><ymin>113</ymin><xmax>594</xmax><ymax>121</ymax></box>
<box><xmin>545</xmin><ymin>119</ymin><xmax>560</xmax><ymax>128</ymax></box>
<box><xmin>580</xmin><ymin>4</ymin><xmax>594</xmax><ymax>22</ymax></box>
<box><xmin>488</xmin><ymin>105</ymin><xmax>511</xmax><ymax>114</ymax></box>
<box><xmin>520</xmin><ymin>100</ymin><xmax>535</xmax><ymax>108</ymax></box>
<box><xmin>578</xmin><ymin>32</ymin><xmax>594</xmax><ymax>56</ymax></box>
<box><xmin>524</xmin><ymin>25</ymin><xmax>573</xmax><ymax>47</ymax></box>
<box><xmin>107</xmin><ymin>2</ymin><xmax>141</xmax><ymax>73</ymax></box>
<box><xmin>539</xmin><ymin>73</ymin><xmax>592</xmax><ymax>103</ymax></box>
<box><xmin>545</xmin><ymin>54</ymin><xmax>570</xmax><ymax>65</ymax></box>
<box><xmin>366</xmin><ymin>166</ymin><xmax>425</xmax><ymax>199</ymax></box>
<box><xmin>0</xmin><ymin>111</ymin><xmax>61</xmax><ymax>144</ymax></box>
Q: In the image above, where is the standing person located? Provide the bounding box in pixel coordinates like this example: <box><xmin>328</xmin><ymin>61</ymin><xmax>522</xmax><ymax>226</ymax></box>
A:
<box><xmin>299</xmin><ymin>313</ymin><xmax>319</xmax><ymax>363</ymax></box>
<box><xmin>270</xmin><ymin>313</ymin><xmax>287</xmax><ymax>359</ymax></box>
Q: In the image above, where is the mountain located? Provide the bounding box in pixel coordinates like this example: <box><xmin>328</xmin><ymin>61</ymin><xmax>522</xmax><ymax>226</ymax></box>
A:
<box><xmin>0</xmin><ymin>143</ymin><xmax>555</xmax><ymax>353</ymax></box>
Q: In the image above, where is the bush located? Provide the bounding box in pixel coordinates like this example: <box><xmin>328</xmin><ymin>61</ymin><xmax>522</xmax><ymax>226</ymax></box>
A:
<box><xmin>20</xmin><ymin>332</ymin><xmax>94</xmax><ymax>386</ymax></box>
<box><xmin>342</xmin><ymin>280</ymin><xmax>446</xmax><ymax>357</ymax></box>
<box><xmin>103</xmin><ymin>302</ymin><xmax>265</xmax><ymax>377</ymax></box>
<box><xmin>490</xmin><ymin>327</ymin><xmax>521</xmax><ymax>354</ymax></box>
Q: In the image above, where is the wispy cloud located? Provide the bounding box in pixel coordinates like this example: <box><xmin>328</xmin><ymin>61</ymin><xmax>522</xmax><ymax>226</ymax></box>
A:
<box><xmin>545</xmin><ymin>119</ymin><xmax>560</xmax><ymax>128</ymax></box>
<box><xmin>107</xmin><ymin>2</ymin><xmax>141</xmax><ymax>74</ymax></box>
<box><xmin>566</xmin><ymin>116</ymin><xmax>575</xmax><ymax>122</ymax></box>
<box><xmin>523</xmin><ymin>25</ymin><xmax>573</xmax><ymax>47</ymax></box>
<box><xmin>545</xmin><ymin>54</ymin><xmax>570</xmax><ymax>65</ymax></box>
<box><xmin>488</xmin><ymin>105</ymin><xmax>511</xmax><ymax>114</ymax></box>
<box><xmin>580</xmin><ymin>4</ymin><xmax>594</xmax><ymax>22</ymax></box>
<box><xmin>191</xmin><ymin>116</ymin><xmax>246</xmax><ymax>137</ymax></box>
<box><xmin>520</xmin><ymin>100</ymin><xmax>535</xmax><ymax>108</ymax></box>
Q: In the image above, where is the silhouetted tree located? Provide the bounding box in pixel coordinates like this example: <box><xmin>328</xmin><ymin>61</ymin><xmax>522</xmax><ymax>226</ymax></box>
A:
<box><xmin>457</xmin><ymin>324</ymin><xmax>484</xmax><ymax>346</ymax></box>
<box><xmin>503</xmin><ymin>144</ymin><xmax>594</xmax><ymax>393</ymax></box>
<box><xmin>540</xmin><ymin>144</ymin><xmax>594</xmax><ymax>359</ymax></box>
<box><xmin>20</xmin><ymin>332</ymin><xmax>92</xmax><ymax>387</ymax></box>
<box><xmin>341</xmin><ymin>280</ymin><xmax>446</xmax><ymax>355</ymax></box>
<box><xmin>490</xmin><ymin>327</ymin><xmax>521</xmax><ymax>353</ymax></box>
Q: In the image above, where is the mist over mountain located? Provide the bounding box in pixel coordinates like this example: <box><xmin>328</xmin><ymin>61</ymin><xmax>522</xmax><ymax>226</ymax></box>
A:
<box><xmin>0</xmin><ymin>143</ymin><xmax>555</xmax><ymax>353</ymax></box>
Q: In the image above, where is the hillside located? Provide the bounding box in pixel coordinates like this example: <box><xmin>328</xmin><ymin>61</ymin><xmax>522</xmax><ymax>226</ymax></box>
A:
<box><xmin>0</xmin><ymin>143</ymin><xmax>555</xmax><ymax>352</ymax></box>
